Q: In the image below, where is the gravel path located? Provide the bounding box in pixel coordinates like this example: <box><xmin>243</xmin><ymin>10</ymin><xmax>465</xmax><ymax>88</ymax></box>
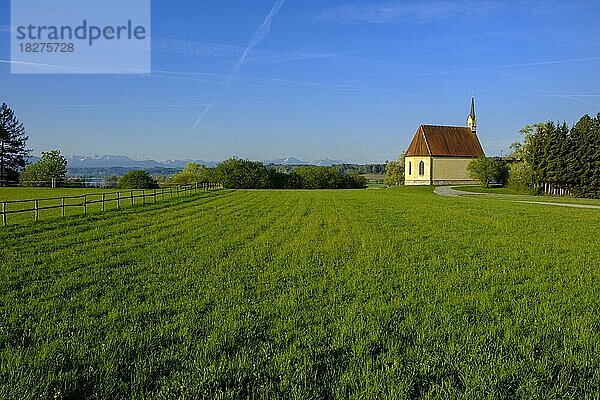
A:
<box><xmin>434</xmin><ymin>186</ymin><xmax>600</xmax><ymax>210</ymax></box>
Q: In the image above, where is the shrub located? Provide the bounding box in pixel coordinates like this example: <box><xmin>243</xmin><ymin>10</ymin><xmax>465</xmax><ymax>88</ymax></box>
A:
<box><xmin>385</xmin><ymin>156</ymin><xmax>404</xmax><ymax>187</ymax></box>
<box><xmin>342</xmin><ymin>171</ymin><xmax>367</xmax><ymax>189</ymax></box>
<box><xmin>295</xmin><ymin>166</ymin><xmax>343</xmax><ymax>189</ymax></box>
<box><xmin>19</xmin><ymin>150</ymin><xmax>68</xmax><ymax>187</ymax></box>
<box><xmin>118</xmin><ymin>170</ymin><xmax>157</xmax><ymax>189</ymax></box>
<box><xmin>19</xmin><ymin>162</ymin><xmax>48</xmax><ymax>187</ymax></box>
<box><xmin>171</xmin><ymin>163</ymin><xmax>212</xmax><ymax>185</ymax></box>
<box><xmin>507</xmin><ymin>161</ymin><xmax>537</xmax><ymax>194</ymax></box>
<box><xmin>215</xmin><ymin>158</ymin><xmax>270</xmax><ymax>189</ymax></box>
<box><xmin>467</xmin><ymin>157</ymin><xmax>508</xmax><ymax>187</ymax></box>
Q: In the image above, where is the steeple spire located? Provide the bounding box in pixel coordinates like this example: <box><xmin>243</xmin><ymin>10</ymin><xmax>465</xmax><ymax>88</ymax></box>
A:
<box><xmin>467</xmin><ymin>94</ymin><xmax>477</xmax><ymax>133</ymax></box>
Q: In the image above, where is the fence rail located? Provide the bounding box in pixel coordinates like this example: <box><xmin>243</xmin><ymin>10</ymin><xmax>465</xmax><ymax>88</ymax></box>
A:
<box><xmin>1</xmin><ymin>182</ymin><xmax>223</xmax><ymax>226</ymax></box>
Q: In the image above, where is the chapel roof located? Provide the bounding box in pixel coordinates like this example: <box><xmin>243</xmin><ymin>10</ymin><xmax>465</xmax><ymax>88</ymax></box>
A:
<box><xmin>405</xmin><ymin>125</ymin><xmax>485</xmax><ymax>157</ymax></box>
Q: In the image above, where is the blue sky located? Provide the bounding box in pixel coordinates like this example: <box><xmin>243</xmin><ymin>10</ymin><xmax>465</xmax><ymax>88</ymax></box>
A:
<box><xmin>1</xmin><ymin>0</ymin><xmax>600</xmax><ymax>163</ymax></box>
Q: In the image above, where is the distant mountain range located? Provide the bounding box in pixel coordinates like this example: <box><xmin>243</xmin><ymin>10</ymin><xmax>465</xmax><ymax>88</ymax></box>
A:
<box><xmin>262</xmin><ymin>157</ymin><xmax>346</xmax><ymax>166</ymax></box>
<box><xmin>25</xmin><ymin>154</ymin><xmax>348</xmax><ymax>177</ymax></box>
<box><xmin>27</xmin><ymin>154</ymin><xmax>346</xmax><ymax>168</ymax></box>
<box><xmin>63</xmin><ymin>154</ymin><xmax>218</xmax><ymax>169</ymax></box>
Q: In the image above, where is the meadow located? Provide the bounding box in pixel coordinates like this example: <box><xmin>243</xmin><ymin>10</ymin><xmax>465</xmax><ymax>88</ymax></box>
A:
<box><xmin>452</xmin><ymin>186</ymin><xmax>600</xmax><ymax>206</ymax></box>
<box><xmin>0</xmin><ymin>187</ymin><xmax>201</xmax><ymax>225</ymax></box>
<box><xmin>1</xmin><ymin>188</ymin><xmax>599</xmax><ymax>399</ymax></box>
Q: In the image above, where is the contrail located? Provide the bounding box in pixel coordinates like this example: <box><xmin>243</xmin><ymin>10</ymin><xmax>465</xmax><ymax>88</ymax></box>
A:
<box><xmin>410</xmin><ymin>56</ymin><xmax>600</xmax><ymax>78</ymax></box>
<box><xmin>189</xmin><ymin>0</ymin><xmax>288</xmax><ymax>131</ymax></box>
<box><xmin>189</xmin><ymin>104</ymin><xmax>212</xmax><ymax>132</ymax></box>
<box><xmin>231</xmin><ymin>0</ymin><xmax>287</xmax><ymax>75</ymax></box>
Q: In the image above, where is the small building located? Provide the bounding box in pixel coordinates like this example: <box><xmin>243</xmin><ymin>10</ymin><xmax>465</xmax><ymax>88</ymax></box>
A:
<box><xmin>404</xmin><ymin>97</ymin><xmax>485</xmax><ymax>185</ymax></box>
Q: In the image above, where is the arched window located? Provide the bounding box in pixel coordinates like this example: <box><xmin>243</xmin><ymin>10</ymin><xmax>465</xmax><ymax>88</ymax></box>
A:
<box><xmin>418</xmin><ymin>161</ymin><xmax>425</xmax><ymax>176</ymax></box>
<box><xmin>408</xmin><ymin>162</ymin><xmax>412</xmax><ymax>175</ymax></box>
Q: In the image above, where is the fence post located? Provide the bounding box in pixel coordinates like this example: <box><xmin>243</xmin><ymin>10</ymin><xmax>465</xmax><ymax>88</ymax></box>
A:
<box><xmin>35</xmin><ymin>200</ymin><xmax>39</xmax><ymax>221</ymax></box>
<box><xmin>102</xmin><ymin>193</ymin><xmax>105</xmax><ymax>212</ymax></box>
<box><xmin>162</xmin><ymin>188</ymin><xmax>165</xmax><ymax>201</ymax></box>
<box><xmin>153</xmin><ymin>189</ymin><xmax>157</xmax><ymax>203</ymax></box>
<box><xmin>170</xmin><ymin>187</ymin><xmax>173</xmax><ymax>198</ymax></box>
<box><xmin>61</xmin><ymin>197</ymin><xmax>65</xmax><ymax>218</ymax></box>
<box><xmin>142</xmin><ymin>190</ymin><xmax>146</xmax><ymax>205</ymax></box>
<box><xmin>131</xmin><ymin>190</ymin><xmax>134</xmax><ymax>206</ymax></box>
<box><xmin>84</xmin><ymin>195</ymin><xmax>87</xmax><ymax>214</ymax></box>
<box><xmin>2</xmin><ymin>202</ymin><xmax>6</xmax><ymax>226</ymax></box>
<box><xmin>117</xmin><ymin>192</ymin><xmax>120</xmax><ymax>208</ymax></box>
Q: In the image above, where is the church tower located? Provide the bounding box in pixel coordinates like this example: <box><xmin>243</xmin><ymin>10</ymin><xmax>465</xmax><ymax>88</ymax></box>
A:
<box><xmin>467</xmin><ymin>95</ymin><xmax>477</xmax><ymax>133</ymax></box>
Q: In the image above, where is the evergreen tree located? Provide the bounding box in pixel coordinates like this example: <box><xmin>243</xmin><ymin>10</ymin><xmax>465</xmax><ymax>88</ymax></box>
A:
<box><xmin>570</xmin><ymin>114</ymin><xmax>600</xmax><ymax>197</ymax></box>
<box><xmin>516</xmin><ymin>115</ymin><xmax>600</xmax><ymax>198</ymax></box>
<box><xmin>0</xmin><ymin>103</ymin><xmax>30</xmax><ymax>185</ymax></box>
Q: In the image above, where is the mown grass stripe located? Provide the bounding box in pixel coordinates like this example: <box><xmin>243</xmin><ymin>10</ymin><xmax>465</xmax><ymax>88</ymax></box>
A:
<box><xmin>1</xmin><ymin>188</ymin><xmax>599</xmax><ymax>399</ymax></box>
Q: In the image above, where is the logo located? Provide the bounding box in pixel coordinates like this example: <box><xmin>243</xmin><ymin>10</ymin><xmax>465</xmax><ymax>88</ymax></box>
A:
<box><xmin>11</xmin><ymin>0</ymin><xmax>151</xmax><ymax>74</ymax></box>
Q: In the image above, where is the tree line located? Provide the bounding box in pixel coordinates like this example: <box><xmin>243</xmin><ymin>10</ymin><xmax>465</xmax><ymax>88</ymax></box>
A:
<box><xmin>3</xmin><ymin>100</ymin><xmax>597</xmax><ymax>196</ymax></box>
<box><xmin>168</xmin><ymin>158</ymin><xmax>367</xmax><ymax>190</ymax></box>
<box><xmin>471</xmin><ymin>114</ymin><xmax>600</xmax><ymax>197</ymax></box>
<box><xmin>508</xmin><ymin>115</ymin><xmax>600</xmax><ymax>198</ymax></box>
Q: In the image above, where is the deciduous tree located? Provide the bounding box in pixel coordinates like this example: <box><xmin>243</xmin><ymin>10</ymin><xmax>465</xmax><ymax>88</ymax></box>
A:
<box><xmin>467</xmin><ymin>157</ymin><xmax>507</xmax><ymax>187</ymax></box>
<box><xmin>385</xmin><ymin>154</ymin><xmax>405</xmax><ymax>187</ymax></box>
<box><xmin>20</xmin><ymin>150</ymin><xmax>68</xmax><ymax>187</ymax></box>
<box><xmin>118</xmin><ymin>170</ymin><xmax>157</xmax><ymax>189</ymax></box>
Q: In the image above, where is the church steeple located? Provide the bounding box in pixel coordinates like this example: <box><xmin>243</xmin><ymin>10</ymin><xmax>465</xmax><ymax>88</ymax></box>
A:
<box><xmin>467</xmin><ymin>95</ymin><xmax>477</xmax><ymax>134</ymax></box>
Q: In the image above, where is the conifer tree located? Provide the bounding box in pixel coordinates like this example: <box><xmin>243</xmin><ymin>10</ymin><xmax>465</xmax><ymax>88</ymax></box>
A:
<box><xmin>0</xmin><ymin>103</ymin><xmax>30</xmax><ymax>185</ymax></box>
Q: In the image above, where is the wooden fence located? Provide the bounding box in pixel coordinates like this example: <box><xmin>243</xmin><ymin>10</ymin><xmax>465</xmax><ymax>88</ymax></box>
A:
<box><xmin>1</xmin><ymin>182</ymin><xmax>222</xmax><ymax>226</ymax></box>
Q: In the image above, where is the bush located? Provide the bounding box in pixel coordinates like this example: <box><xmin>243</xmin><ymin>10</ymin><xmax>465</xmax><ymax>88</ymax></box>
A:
<box><xmin>209</xmin><ymin>159</ymin><xmax>368</xmax><ymax>190</ymax></box>
<box><xmin>19</xmin><ymin>150</ymin><xmax>68</xmax><ymax>187</ymax></box>
<box><xmin>118</xmin><ymin>170</ymin><xmax>157</xmax><ymax>189</ymax></box>
<box><xmin>385</xmin><ymin>157</ymin><xmax>404</xmax><ymax>187</ymax></box>
<box><xmin>20</xmin><ymin>162</ymin><xmax>48</xmax><ymax>187</ymax></box>
<box><xmin>215</xmin><ymin>158</ymin><xmax>270</xmax><ymax>189</ymax></box>
<box><xmin>507</xmin><ymin>161</ymin><xmax>536</xmax><ymax>194</ymax></box>
<box><xmin>342</xmin><ymin>171</ymin><xmax>367</xmax><ymax>189</ymax></box>
<box><xmin>295</xmin><ymin>167</ymin><xmax>342</xmax><ymax>189</ymax></box>
<box><xmin>171</xmin><ymin>163</ymin><xmax>212</xmax><ymax>185</ymax></box>
<box><xmin>467</xmin><ymin>157</ymin><xmax>508</xmax><ymax>187</ymax></box>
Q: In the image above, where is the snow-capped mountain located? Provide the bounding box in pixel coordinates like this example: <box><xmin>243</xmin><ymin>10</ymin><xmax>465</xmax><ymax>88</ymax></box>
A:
<box><xmin>64</xmin><ymin>155</ymin><xmax>217</xmax><ymax>168</ymax></box>
<box><xmin>262</xmin><ymin>157</ymin><xmax>346</xmax><ymax>166</ymax></box>
<box><xmin>28</xmin><ymin>154</ymin><xmax>347</xmax><ymax>169</ymax></box>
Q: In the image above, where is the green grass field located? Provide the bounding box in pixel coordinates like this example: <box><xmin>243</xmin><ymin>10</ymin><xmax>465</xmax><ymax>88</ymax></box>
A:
<box><xmin>1</xmin><ymin>188</ymin><xmax>600</xmax><ymax>398</ymax></box>
<box><xmin>0</xmin><ymin>187</ymin><xmax>199</xmax><ymax>225</ymax></box>
<box><xmin>452</xmin><ymin>186</ymin><xmax>526</xmax><ymax>195</ymax></box>
<box><xmin>362</xmin><ymin>174</ymin><xmax>386</xmax><ymax>189</ymax></box>
<box><xmin>0</xmin><ymin>187</ymin><xmax>117</xmax><ymax>201</ymax></box>
<box><xmin>453</xmin><ymin>186</ymin><xmax>600</xmax><ymax>206</ymax></box>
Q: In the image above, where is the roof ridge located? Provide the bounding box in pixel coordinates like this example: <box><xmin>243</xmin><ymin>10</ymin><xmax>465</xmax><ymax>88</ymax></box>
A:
<box><xmin>421</xmin><ymin>126</ymin><xmax>432</xmax><ymax>155</ymax></box>
<box><xmin>420</xmin><ymin>124</ymin><xmax>470</xmax><ymax>128</ymax></box>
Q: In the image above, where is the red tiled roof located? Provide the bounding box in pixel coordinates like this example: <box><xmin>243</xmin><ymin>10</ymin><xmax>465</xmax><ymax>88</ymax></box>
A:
<box><xmin>405</xmin><ymin>125</ymin><xmax>485</xmax><ymax>157</ymax></box>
